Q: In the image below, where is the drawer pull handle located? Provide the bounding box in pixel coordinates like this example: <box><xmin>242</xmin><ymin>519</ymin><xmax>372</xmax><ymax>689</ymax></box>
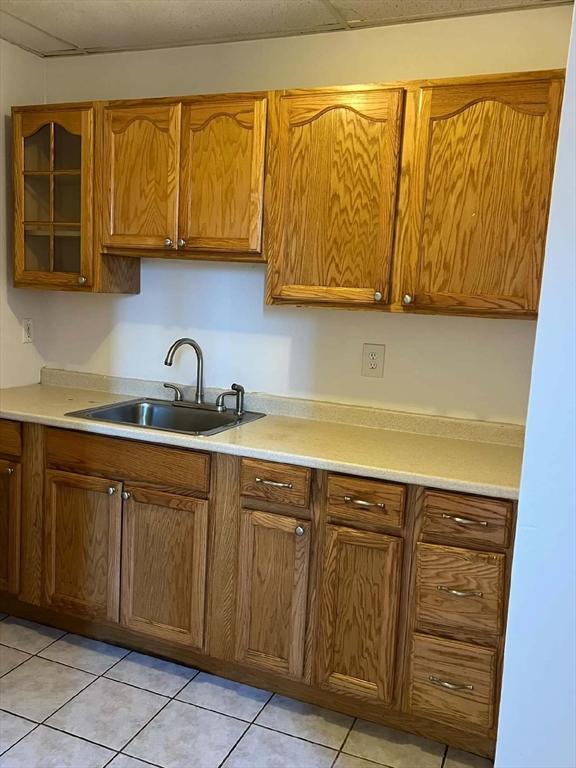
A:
<box><xmin>429</xmin><ymin>676</ymin><xmax>474</xmax><ymax>692</ymax></box>
<box><xmin>255</xmin><ymin>477</ymin><xmax>293</xmax><ymax>490</ymax></box>
<box><xmin>442</xmin><ymin>514</ymin><xmax>488</xmax><ymax>527</ymax></box>
<box><xmin>437</xmin><ymin>585</ymin><xmax>484</xmax><ymax>598</ymax></box>
<box><xmin>344</xmin><ymin>496</ymin><xmax>386</xmax><ymax>510</ymax></box>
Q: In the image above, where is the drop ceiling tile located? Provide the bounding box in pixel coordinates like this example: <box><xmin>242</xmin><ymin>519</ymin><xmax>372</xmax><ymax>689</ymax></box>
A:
<box><xmin>1</xmin><ymin>0</ymin><xmax>342</xmax><ymax>53</ymax></box>
<box><xmin>0</xmin><ymin>10</ymin><xmax>77</xmax><ymax>54</ymax></box>
<box><xmin>329</xmin><ymin>0</ymin><xmax>569</xmax><ymax>27</ymax></box>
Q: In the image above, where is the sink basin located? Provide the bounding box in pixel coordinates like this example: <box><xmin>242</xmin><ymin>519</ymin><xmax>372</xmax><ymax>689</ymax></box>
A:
<box><xmin>67</xmin><ymin>398</ymin><xmax>265</xmax><ymax>436</ymax></box>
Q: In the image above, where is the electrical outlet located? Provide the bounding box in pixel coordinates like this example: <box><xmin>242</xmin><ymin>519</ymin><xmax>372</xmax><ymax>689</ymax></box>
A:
<box><xmin>361</xmin><ymin>343</ymin><xmax>385</xmax><ymax>378</ymax></box>
<box><xmin>22</xmin><ymin>318</ymin><xmax>33</xmax><ymax>344</ymax></box>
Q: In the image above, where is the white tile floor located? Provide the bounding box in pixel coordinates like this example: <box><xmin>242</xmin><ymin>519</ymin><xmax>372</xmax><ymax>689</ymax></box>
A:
<box><xmin>0</xmin><ymin>615</ymin><xmax>494</xmax><ymax>768</ymax></box>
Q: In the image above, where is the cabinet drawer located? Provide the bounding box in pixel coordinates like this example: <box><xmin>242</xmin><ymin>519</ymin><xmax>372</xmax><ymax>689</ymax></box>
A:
<box><xmin>415</xmin><ymin>543</ymin><xmax>505</xmax><ymax>637</ymax></box>
<box><xmin>422</xmin><ymin>490</ymin><xmax>513</xmax><ymax>549</ymax></box>
<box><xmin>240</xmin><ymin>458</ymin><xmax>311</xmax><ymax>507</ymax></box>
<box><xmin>0</xmin><ymin>420</ymin><xmax>22</xmax><ymax>458</ymax></box>
<box><xmin>409</xmin><ymin>633</ymin><xmax>497</xmax><ymax>729</ymax></box>
<box><xmin>46</xmin><ymin>428</ymin><xmax>210</xmax><ymax>496</ymax></box>
<box><xmin>327</xmin><ymin>474</ymin><xmax>405</xmax><ymax>530</ymax></box>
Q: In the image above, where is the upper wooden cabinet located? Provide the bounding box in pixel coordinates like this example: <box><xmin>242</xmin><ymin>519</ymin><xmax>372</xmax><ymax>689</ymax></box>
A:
<box><xmin>101</xmin><ymin>94</ymin><xmax>267</xmax><ymax>258</ymax></box>
<box><xmin>266</xmin><ymin>87</ymin><xmax>404</xmax><ymax>307</ymax></box>
<box><xmin>102</xmin><ymin>103</ymin><xmax>181</xmax><ymax>251</ymax></box>
<box><xmin>13</xmin><ymin>105</ymin><xmax>95</xmax><ymax>289</ymax></box>
<box><xmin>179</xmin><ymin>97</ymin><xmax>267</xmax><ymax>253</ymax></box>
<box><xmin>395</xmin><ymin>73</ymin><xmax>563</xmax><ymax>315</ymax></box>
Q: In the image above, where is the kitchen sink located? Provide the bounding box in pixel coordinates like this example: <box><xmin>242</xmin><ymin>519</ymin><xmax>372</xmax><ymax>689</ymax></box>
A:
<box><xmin>67</xmin><ymin>398</ymin><xmax>265</xmax><ymax>436</ymax></box>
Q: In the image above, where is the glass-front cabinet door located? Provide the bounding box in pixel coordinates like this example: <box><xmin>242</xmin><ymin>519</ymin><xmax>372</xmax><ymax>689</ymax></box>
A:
<box><xmin>13</xmin><ymin>106</ymin><xmax>94</xmax><ymax>288</ymax></box>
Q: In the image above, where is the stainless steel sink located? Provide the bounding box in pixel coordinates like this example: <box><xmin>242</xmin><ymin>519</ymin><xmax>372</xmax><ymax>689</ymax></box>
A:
<box><xmin>67</xmin><ymin>398</ymin><xmax>264</xmax><ymax>436</ymax></box>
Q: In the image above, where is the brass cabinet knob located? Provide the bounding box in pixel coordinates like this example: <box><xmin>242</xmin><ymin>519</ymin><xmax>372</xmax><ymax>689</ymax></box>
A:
<box><xmin>78</xmin><ymin>275</ymin><xmax>87</xmax><ymax>285</ymax></box>
<box><xmin>373</xmin><ymin>291</ymin><xmax>383</xmax><ymax>302</ymax></box>
<box><xmin>164</xmin><ymin>238</ymin><xmax>173</xmax><ymax>248</ymax></box>
<box><xmin>294</xmin><ymin>525</ymin><xmax>305</xmax><ymax>537</ymax></box>
<box><xmin>402</xmin><ymin>294</ymin><xmax>413</xmax><ymax>305</ymax></box>
<box><xmin>121</xmin><ymin>491</ymin><xmax>131</xmax><ymax>500</ymax></box>
<box><xmin>177</xmin><ymin>238</ymin><xmax>186</xmax><ymax>248</ymax></box>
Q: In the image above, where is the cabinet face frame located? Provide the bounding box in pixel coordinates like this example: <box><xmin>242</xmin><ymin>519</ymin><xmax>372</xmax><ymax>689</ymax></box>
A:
<box><xmin>266</xmin><ymin>87</ymin><xmax>404</xmax><ymax>308</ymax></box>
<box><xmin>316</xmin><ymin>524</ymin><xmax>403</xmax><ymax>703</ymax></box>
<box><xmin>178</xmin><ymin>95</ymin><xmax>267</xmax><ymax>255</ymax></box>
<box><xmin>13</xmin><ymin>106</ymin><xmax>95</xmax><ymax>289</ymax></box>
<box><xmin>0</xmin><ymin>460</ymin><xmax>21</xmax><ymax>594</ymax></box>
<box><xmin>120</xmin><ymin>485</ymin><xmax>208</xmax><ymax>648</ymax></box>
<box><xmin>235</xmin><ymin>509</ymin><xmax>311</xmax><ymax>678</ymax></box>
<box><xmin>43</xmin><ymin>469</ymin><xmax>122</xmax><ymax>620</ymax></box>
<box><xmin>393</xmin><ymin>74</ymin><xmax>564</xmax><ymax>315</ymax></box>
<box><xmin>101</xmin><ymin>102</ymin><xmax>181</xmax><ymax>251</ymax></box>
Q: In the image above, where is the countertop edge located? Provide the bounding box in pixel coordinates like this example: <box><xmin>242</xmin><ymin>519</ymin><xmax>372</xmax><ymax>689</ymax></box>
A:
<box><xmin>0</xmin><ymin>406</ymin><xmax>520</xmax><ymax>501</ymax></box>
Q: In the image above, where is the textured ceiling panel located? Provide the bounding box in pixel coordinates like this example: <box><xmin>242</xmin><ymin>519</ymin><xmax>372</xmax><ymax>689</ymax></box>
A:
<box><xmin>330</xmin><ymin>0</ymin><xmax>569</xmax><ymax>26</ymax></box>
<box><xmin>0</xmin><ymin>9</ymin><xmax>77</xmax><ymax>53</ymax></box>
<box><xmin>0</xmin><ymin>0</ymin><xmax>571</xmax><ymax>56</ymax></box>
<box><xmin>0</xmin><ymin>0</ymin><xmax>341</xmax><ymax>53</ymax></box>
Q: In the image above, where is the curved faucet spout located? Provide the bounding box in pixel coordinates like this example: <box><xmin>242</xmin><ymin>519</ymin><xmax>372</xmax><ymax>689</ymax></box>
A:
<box><xmin>163</xmin><ymin>338</ymin><xmax>204</xmax><ymax>405</ymax></box>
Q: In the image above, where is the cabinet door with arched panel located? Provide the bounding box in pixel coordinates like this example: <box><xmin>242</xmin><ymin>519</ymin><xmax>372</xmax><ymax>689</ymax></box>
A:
<box><xmin>13</xmin><ymin>105</ymin><xmax>94</xmax><ymax>289</ymax></box>
<box><xmin>265</xmin><ymin>87</ymin><xmax>404</xmax><ymax>307</ymax></box>
<box><xmin>395</xmin><ymin>73</ymin><xmax>564</xmax><ymax>315</ymax></box>
<box><xmin>178</xmin><ymin>95</ymin><xmax>267</xmax><ymax>256</ymax></box>
<box><xmin>102</xmin><ymin>102</ymin><xmax>181</xmax><ymax>252</ymax></box>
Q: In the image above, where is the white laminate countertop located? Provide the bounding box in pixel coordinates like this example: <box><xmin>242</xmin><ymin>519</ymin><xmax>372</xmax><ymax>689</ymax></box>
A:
<box><xmin>0</xmin><ymin>384</ymin><xmax>523</xmax><ymax>499</ymax></box>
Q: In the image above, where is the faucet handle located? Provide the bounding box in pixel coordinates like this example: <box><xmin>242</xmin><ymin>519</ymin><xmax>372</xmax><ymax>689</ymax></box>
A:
<box><xmin>163</xmin><ymin>382</ymin><xmax>184</xmax><ymax>402</ymax></box>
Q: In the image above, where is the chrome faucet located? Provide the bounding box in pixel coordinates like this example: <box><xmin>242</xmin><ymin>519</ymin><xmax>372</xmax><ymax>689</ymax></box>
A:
<box><xmin>163</xmin><ymin>338</ymin><xmax>204</xmax><ymax>405</ymax></box>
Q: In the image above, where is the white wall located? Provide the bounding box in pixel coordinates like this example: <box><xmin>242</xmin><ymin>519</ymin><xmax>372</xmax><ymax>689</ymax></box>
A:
<box><xmin>7</xmin><ymin>6</ymin><xmax>575</xmax><ymax>422</ymax></box>
<box><xmin>0</xmin><ymin>41</ymin><xmax>49</xmax><ymax>388</ymax></box>
<box><xmin>495</xmin><ymin>16</ymin><xmax>575</xmax><ymax>768</ymax></box>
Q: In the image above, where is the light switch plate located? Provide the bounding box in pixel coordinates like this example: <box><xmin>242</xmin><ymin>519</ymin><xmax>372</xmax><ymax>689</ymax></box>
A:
<box><xmin>361</xmin><ymin>343</ymin><xmax>385</xmax><ymax>378</ymax></box>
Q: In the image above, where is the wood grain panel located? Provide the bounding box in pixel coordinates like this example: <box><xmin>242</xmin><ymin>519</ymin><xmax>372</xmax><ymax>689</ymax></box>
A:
<box><xmin>422</xmin><ymin>490</ymin><xmax>513</xmax><ymax>549</ymax></box>
<box><xmin>0</xmin><ymin>460</ymin><xmax>21</xmax><ymax>594</ymax></box>
<box><xmin>415</xmin><ymin>543</ymin><xmax>505</xmax><ymax>637</ymax></box>
<box><xmin>102</xmin><ymin>103</ymin><xmax>180</xmax><ymax>249</ymax></box>
<box><xmin>266</xmin><ymin>88</ymin><xmax>403</xmax><ymax>307</ymax></box>
<box><xmin>327</xmin><ymin>474</ymin><xmax>405</xmax><ymax>530</ymax></box>
<box><xmin>409</xmin><ymin>634</ymin><xmax>497</xmax><ymax>729</ymax></box>
<box><xmin>395</xmin><ymin>76</ymin><xmax>563</xmax><ymax>314</ymax></box>
<box><xmin>240</xmin><ymin>458</ymin><xmax>311</xmax><ymax>508</ymax></box>
<box><xmin>121</xmin><ymin>486</ymin><xmax>208</xmax><ymax>648</ymax></box>
<box><xmin>46</xmin><ymin>428</ymin><xmax>210</xmax><ymax>496</ymax></box>
<box><xmin>19</xmin><ymin>423</ymin><xmax>45</xmax><ymax>605</ymax></box>
<box><xmin>0</xmin><ymin>420</ymin><xmax>22</xmax><ymax>458</ymax></box>
<box><xmin>236</xmin><ymin>509</ymin><xmax>310</xmax><ymax>678</ymax></box>
<box><xmin>316</xmin><ymin>525</ymin><xmax>403</xmax><ymax>702</ymax></box>
<box><xmin>179</xmin><ymin>97</ymin><xmax>266</xmax><ymax>253</ymax></box>
<box><xmin>44</xmin><ymin>470</ymin><xmax>121</xmax><ymax>621</ymax></box>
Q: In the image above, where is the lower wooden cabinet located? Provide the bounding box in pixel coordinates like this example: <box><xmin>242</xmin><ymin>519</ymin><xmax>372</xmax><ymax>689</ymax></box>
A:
<box><xmin>0</xmin><ymin>459</ymin><xmax>21</xmax><ymax>594</ymax></box>
<box><xmin>316</xmin><ymin>525</ymin><xmax>403</xmax><ymax>702</ymax></box>
<box><xmin>235</xmin><ymin>509</ymin><xmax>311</xmax><ymax>678</ymax></box>
<box><xmin>43</xmin><ymin>470</ymin><xmax>122</xmax><ymax>620</ymax></box>
<box><xmin>120</xmin><ymin>485</ymin><xmax>208</xmax><ymax>648</ymax></box>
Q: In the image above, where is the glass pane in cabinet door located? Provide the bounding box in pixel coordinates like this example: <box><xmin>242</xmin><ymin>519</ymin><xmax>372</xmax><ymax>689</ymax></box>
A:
<box><xmin>24</xmin><ymin>176</ymin><xmax>50</xmax><ymax>221</ymax></box>
<box><xmin>24</xmin><ymin>125</ymin><xmax>50</xmax><ymax>171</ymax></box>
<box><xmin>54</xmin><ymin>125</ymin><xmax>81</xmax><ymax>170</ymax></box>
<box><xmin>24</xmin><ymin>226</ymin><xmax>51</xmax><ymax>271</ymax></box>
<box><xmin>54</xmin><ymin>174</ymin><xmax>81</xmax><ymax>222</ymax></box>
<box><xmin>53</xmin><ymin>228</ymin><xmax>80</xmax><ymax>273</ymax></box>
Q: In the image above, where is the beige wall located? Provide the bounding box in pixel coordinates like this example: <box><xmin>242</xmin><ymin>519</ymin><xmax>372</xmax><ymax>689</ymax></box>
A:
<box><xmin>5</xmin><ymin>6</ymin><xmax>573</xmax><ymax>421</ymax></box>
<box><xmin>0</xmin><ymin>40</ymin><xmax>49</xmax><ymax>388</ymax></box>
